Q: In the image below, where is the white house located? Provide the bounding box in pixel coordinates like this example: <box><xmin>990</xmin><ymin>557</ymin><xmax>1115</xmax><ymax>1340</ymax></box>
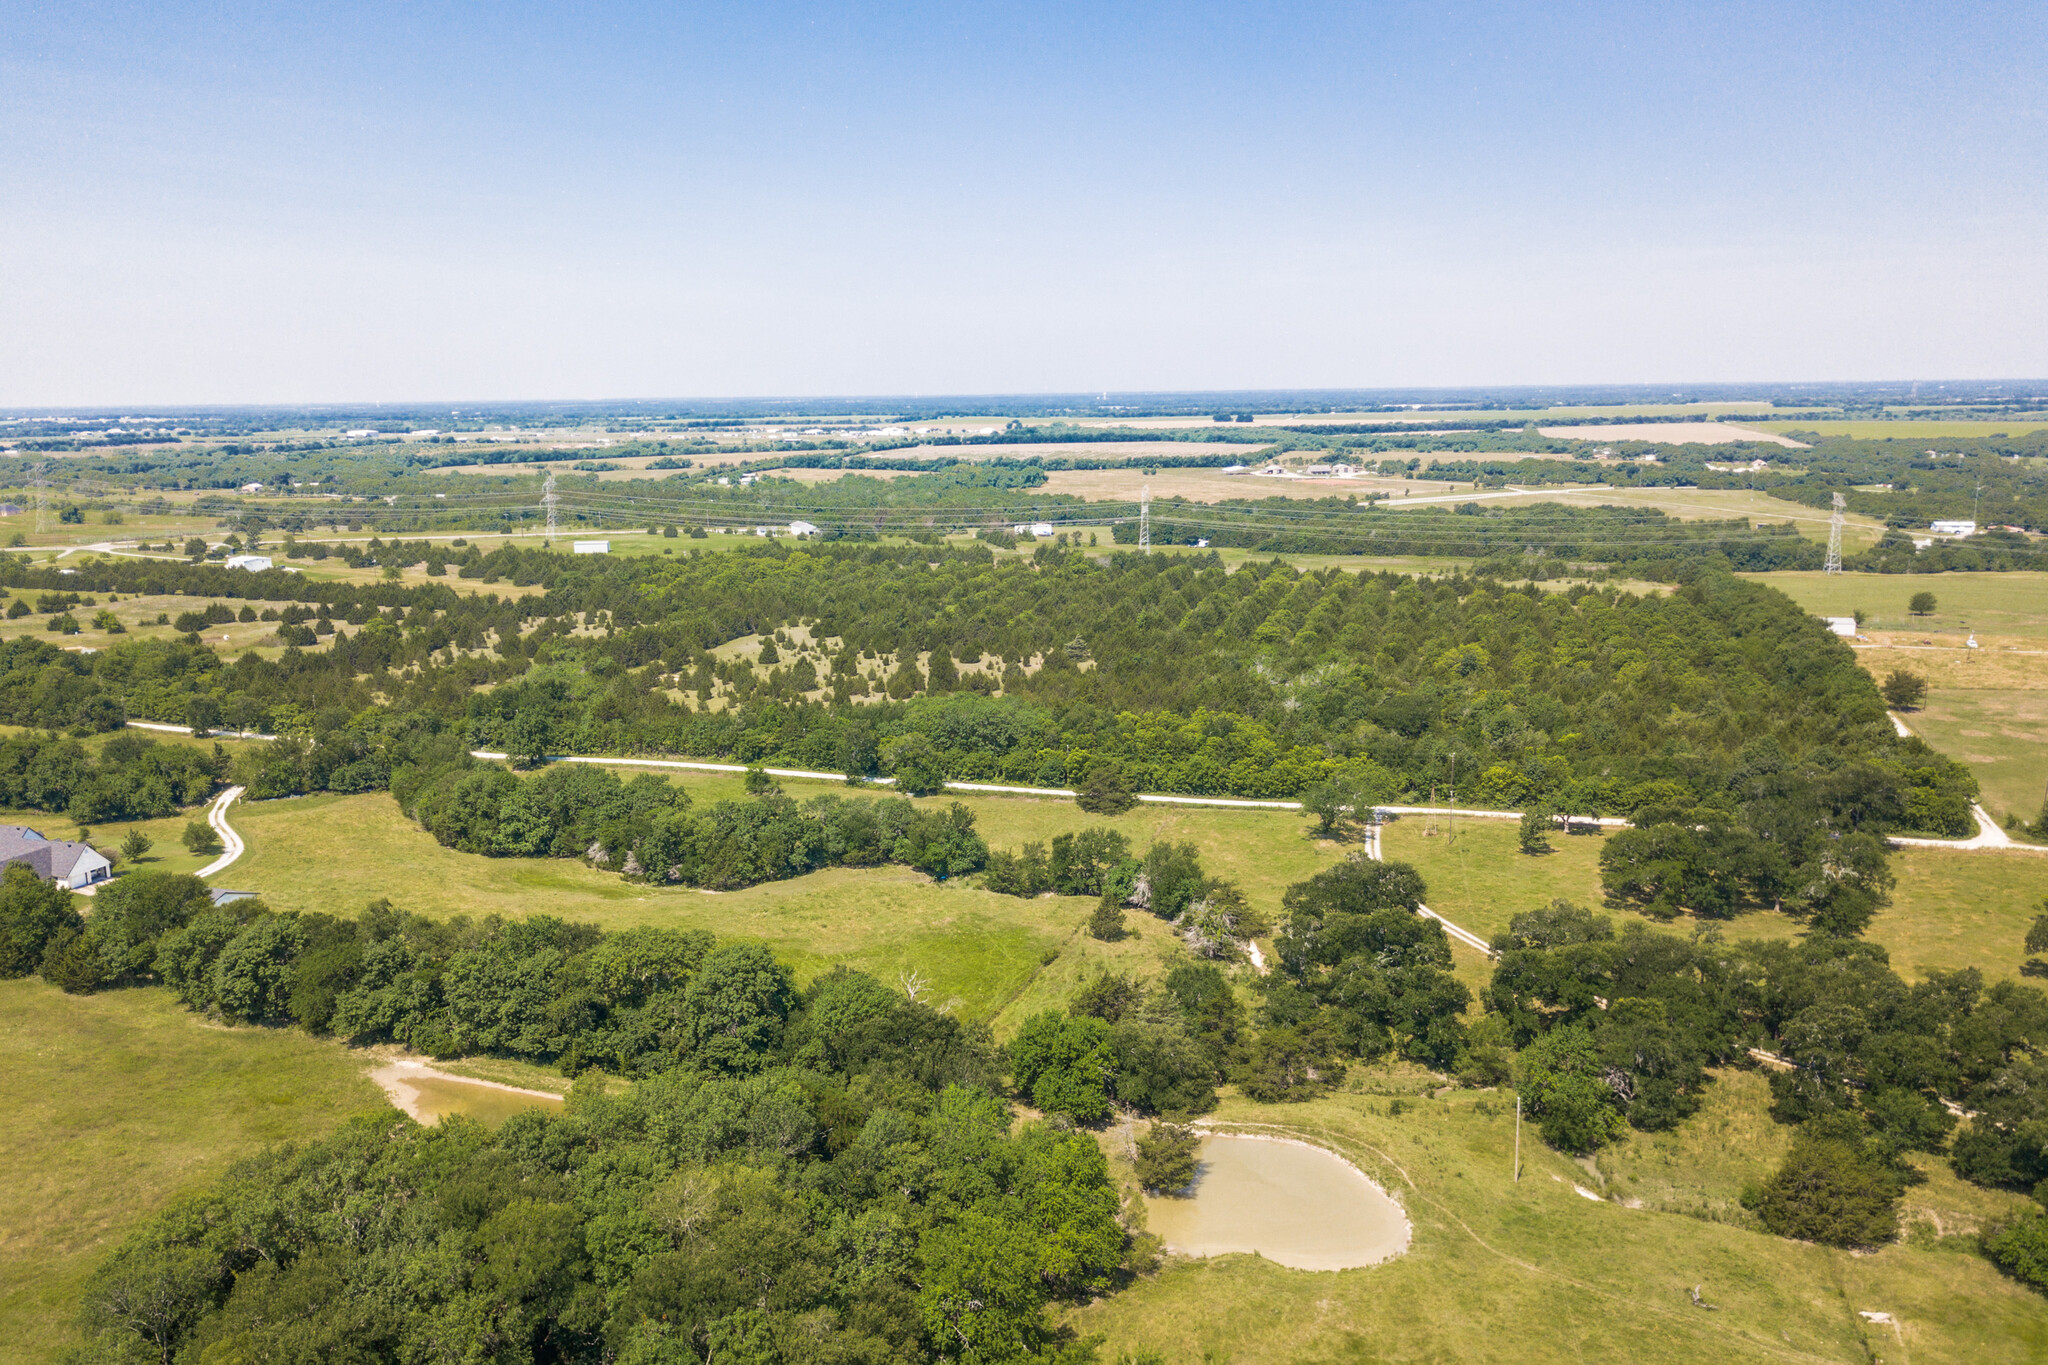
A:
<box><xmin>224</xmin><ymin>554</ymin><xmax>273</xmax><ymax>571</ymax></box>
<box><xmin>1930</xmin><ymin>520</ymin><xmax>1977</xmax><ymax>537</ymax></box>
<box><xmin>1823</xmin><ymin>617</ymin><xmax>1859</xmax><ymax>637</ymax></box>
<box><xmin>1220</xmin><ymin>465</ymin><xmax>1250</xmax><ymax>475</ymax></box>
<box><xmin>0</xmin><ymin>825</ymin><xmax>110</xmax><ymax>889</ymax></box>
<box><xmin>1029</xmin><ymin>521</ymin><xmax>1054</xmax><ymax>538</ymax></box>
<box><xmin>573</xmin><ymin>540</ymin><xmax>610</xmax><ymax>554</ymax></box>
<box><xmin>239</xmin><ymin>481</ymin><xmax>264</xmax><ymax>493</ymax></box>
<box><xmin>788</xmin><ymin>520</ymin><xmax>820</xmax><ymax>537</ymax></box>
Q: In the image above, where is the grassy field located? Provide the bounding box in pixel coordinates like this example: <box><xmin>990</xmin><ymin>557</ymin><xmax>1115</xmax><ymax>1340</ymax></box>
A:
<box><xmin>1384</xmin><ymin>812</ymin><xmax>2048</xmax><ymax>984</ymax></box>
<box><xmin>1071</xmin><ymin>1073</ymin><xmax>2048</xmax><ymax>1364</ymax></box>
<box><xmin>1756</xmin><ymin>419</ymin><xmax>2048</xmax><ymax>440</ymax></box>
<box><xmin>0</xmin><ymin>980</ymin><xmax>387</xmax><ymax>1363</ymax></box>
<box><xmin>1907</xmin><ymin>690</ymin><xmax>2048</xmax><ymax>827</ymax></box>
<box><xmin>227</xmin><ymin>778</ymin><xmax>1344</xmax><ymax>1030</ymax></box>
<box><xmin>1739</xmin><ymin>570</ymin><xmax>2048</xmax><ymax>639</ymax></box>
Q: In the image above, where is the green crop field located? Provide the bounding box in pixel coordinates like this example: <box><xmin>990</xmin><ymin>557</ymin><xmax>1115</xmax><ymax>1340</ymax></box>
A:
<box><xmin>0</xmin><ymin>980</ymin><xmax>387</xmax><ymax>1362</ymax></box>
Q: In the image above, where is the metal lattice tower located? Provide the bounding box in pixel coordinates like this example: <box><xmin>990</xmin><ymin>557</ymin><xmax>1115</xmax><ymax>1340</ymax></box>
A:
<box><xmin>1824</xmin><ymin>491</ymin><xmax>1844</xmax><ymax>574</ymax></box>
<box><xmin>1138</xmin><ymin>483</ymin><xmax>1150</xmax><ymax>552</ymax></box>
<box><xmin>541</xmin><ymin>471</ymin><xmax>559</xmax><ymax>540</ymax></box>
<box><xmin>33</xmin><ymin>462</ymin><xmax>49</xmax><ymax>533</ymax></box>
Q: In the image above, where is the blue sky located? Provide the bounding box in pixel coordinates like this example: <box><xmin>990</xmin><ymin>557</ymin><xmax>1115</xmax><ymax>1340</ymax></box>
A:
<box><xmin>3</xmin><ymin>2</ymin><xmax>2044</xmax><ymax>403</ymax></box>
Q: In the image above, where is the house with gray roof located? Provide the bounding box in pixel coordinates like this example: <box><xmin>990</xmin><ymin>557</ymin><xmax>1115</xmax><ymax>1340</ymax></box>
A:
<box><xmin>0</xmin><ymin>825</ymin><xmax>112</xmax><ymax>890</ymax></box>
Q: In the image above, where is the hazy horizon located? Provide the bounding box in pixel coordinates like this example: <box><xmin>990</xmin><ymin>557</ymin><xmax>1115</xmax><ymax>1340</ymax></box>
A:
<box><xmin>5</xmin><ymin>2</ymin><xmax>2045</xmax><ymax>405</ymax></box>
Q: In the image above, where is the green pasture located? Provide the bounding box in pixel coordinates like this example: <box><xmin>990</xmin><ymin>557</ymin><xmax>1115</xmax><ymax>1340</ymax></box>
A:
<box><xmin>1738</xmin><ymin>570</ymin><xmax>2048</xmax><ymax>638</ymax></box>
<box><xmin>1384</xmin><ymin>812</ymin><xmax>2048</xmax><ymax>984</ymax></box>
<box><xmin>1905</xmin><ymin>689</ymin><xmax>2048</xmax><ymax>828</ymax></box>
<box><xmin>1071</xmin><ymin>1073</ymin><xmax>2047</xmax><ymax>1365</ymax></box>
<box><xmin>0</xmin><ymin>980</ymin><xmax>387</xmax><ymax>1362</ymax></box>
<box><xmin>226</xmin><ymin>778</ymin><xmax>1343</xmax><ymax>1029</ymax></box>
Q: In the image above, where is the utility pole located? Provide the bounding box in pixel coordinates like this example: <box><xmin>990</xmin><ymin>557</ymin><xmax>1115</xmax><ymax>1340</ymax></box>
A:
<box><xmin>33</xmin><ymin>461</ymin><xmax>48</xmax><ymax>533</ymax></box>
<box><xmin>1514</xmin><ymin>1096</ymin><xmax>1522</xmax><ymax>1182</ymax></box>
<box><xmin>1823</xmin><ymin>492</ymin><xmax>1844</xmax><ymax>574</ymax></box>
<box><xmin>542</xmin><ymin>471</ymin><xmax>558</xmax><ymax>541</ymax></box>
<box><xmin>1448</xmin><ymin>754</ymin><xmax>1456</xmax><ymax>844</ymax></box>
<box><xmin>1138</xmin><ymin>483</ymin><xmax>1150</xmax><ymax>553</ymax></box>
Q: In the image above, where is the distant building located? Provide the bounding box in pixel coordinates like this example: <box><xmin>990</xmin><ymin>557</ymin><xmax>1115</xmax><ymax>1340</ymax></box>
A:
<box><xmin>1930</xmin><ymin>520</ymin><xmax>1977</xmax><ymax>537</ymax></box>
<box><xmin>1823</xmin><ymin>617</ymin><xmax>1858</xmax><ymax>637</ymax></box>
<box><xmin>1220</xmin><ymin>465</ymin><xmax>1250</xmax><ymax>475</ymax></box>
<box><xmin>572</xmin><ymin>540</ymin><xmax>609</xmax><ymax>554</ymax></box>
<box><xmin>224</xmin><ymin>554</ymin><xmax>272</xmax><ymax>571</ymax></box>
<box><xmin>208</xmin><ymin>888</ymin><xmax>258</xmax><ymax>907</ymax></box>
<box><xmin>239</xmin><ymin>482</ymin><xmax>264</xmax><ymax>493</ymax></box>
<box><xmin>787</xmin><ymin>520</ymin><xmax>820</xmax><ymax>537</ymax></box>
<box><xmin>0</xmin><ymin>825</ymin><xmax>110</xmax><ymax>889</ymax></box>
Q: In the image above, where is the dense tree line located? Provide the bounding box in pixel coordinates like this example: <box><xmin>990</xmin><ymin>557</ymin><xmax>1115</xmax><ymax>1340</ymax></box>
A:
<box><xmin>0</xmin><ymin>547</ymin><xmax>1977</xmax><ymax>850</ymax></box>
<box><xmin>44</xmin><ymin>889</ymin><xmax>1129</xmax><ymax>1363</ymax></box>
<box><xmin>0</xmin><ymin>729</ymin><xmax>226</xmax><ymax>823</ymax></box>
<box><xmin>398</xmin><ymin>760</ymin><xmax>992</xmax><ymax>890</ymax></box>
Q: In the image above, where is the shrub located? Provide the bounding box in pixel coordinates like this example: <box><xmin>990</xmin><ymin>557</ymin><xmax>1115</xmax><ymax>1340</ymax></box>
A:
<box><xmin>1134</xmin><ymin>1122</ymin><xmax>1201</xmax><ymax>1194</ymax></box>
<box><xmin>1087</xmin><ymin>896</ymin><xmax>1127</xmax><ymax>942</ymax></box>
<box><xmin>1076</xmin><ymin>763</ymin><xmax>1137</xmax><ymax>815</ymax></box>
<box><xmin>1984</xmin><ymin>1215</ymin><xmax>2048</xmax><ymax>1295</ymax></box>
<box><xmin>1751</xmin><ymin>1130</ymin><xmax>1900</xmax><ymax>1248</ymax></box>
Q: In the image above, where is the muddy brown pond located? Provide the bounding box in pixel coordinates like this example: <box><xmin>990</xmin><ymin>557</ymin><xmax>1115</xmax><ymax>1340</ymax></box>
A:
<box><xmin>1143</xmin><ymin>1135</ymin><xmax>1410</xmax><ymax>1270</ymax></box>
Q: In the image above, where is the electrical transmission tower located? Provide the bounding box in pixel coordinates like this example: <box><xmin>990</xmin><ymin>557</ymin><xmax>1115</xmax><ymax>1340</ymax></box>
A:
<box><xmin>542</xmin><ymin>471</ymin><xmax>559</xmax><ymax>540</ymax></box>
<box><xmin>1823</xmin><ymin>491</ymin><xmax>1844</xmax><ymax>574</ymax></box>
<box><xmin>33</xmin><ymin>461</ymin><xmax>49</xmax><ymax>533</ymax></box>
<box><xmin>1138</xmin><ymin>484</ymin><xmax>1150</xmax><ymax>552</ymax></box>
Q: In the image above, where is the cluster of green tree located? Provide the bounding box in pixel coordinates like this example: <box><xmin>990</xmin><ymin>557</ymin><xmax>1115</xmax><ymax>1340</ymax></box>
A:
<box><xmin>1091</xmin><ymin>496</ymin><xmax>1816</xmax><ymax>568</ymax></box>
<box><xmin>62</xmin><ymin>928</ymin><xmax>1132</xmax><ymax>1363</ymax></box>
<box><xmin>1485</xmin><ymin>901</ymin><xmax>2048</xmax><ymax>1252</ymax></box>
<box><xmin>983</xmin><ymin>827</ymin><xmax>1137</xmax><ymax>900</ymax></box>
<box><xmin>397</xmin><ymin>758</ymin><xmax>990</xmax><ymax>889</ymax></box>
<box><xmin>1590</xmin><ymin>729</ymin><xmax>1978</xmax><ymax>925</ymax></box>
<box><xmin>1765</xmin><ymin>430</ymin><xmax>2048</xmax><ymax>534</ymax></box>
<box><xmin>1007</xmin><ymin>963</ymin><xmax>1239</xmax><ymax>1121</ymax></box>
<box><xmin>0</xmin><ymin>729</ymin><xmax>225</xmax><ymax>823</ymax></box>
